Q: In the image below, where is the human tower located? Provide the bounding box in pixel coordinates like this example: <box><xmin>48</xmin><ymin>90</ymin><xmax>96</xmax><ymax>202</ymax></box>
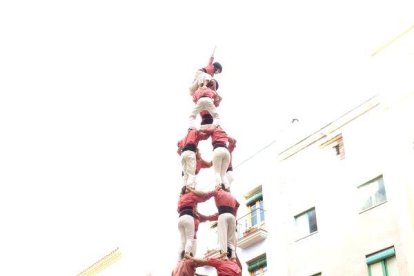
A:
<box><xmin>172</xmin><ymin>49</ymin><xmax>242</xmax><ymax>276</ymax></box>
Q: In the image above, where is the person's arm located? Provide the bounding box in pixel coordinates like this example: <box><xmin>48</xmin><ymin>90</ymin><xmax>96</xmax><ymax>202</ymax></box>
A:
<box><xmin>233</xmin><ymin>200</ymin><xmax>240</xmax><ymax>216</ymax></box>
<box><xmin>199</xmin><ymin>157</ymin><xmax>212</xmax><ymax>169</ymax></box>
<box><xmin>187</xmin><ymin>187</ymin><xmax>215</xmax><ymax>201</ymax></box>
<box><xmin>206</xmin><ymin>213</ymin><xmax>219</xmax><ymax>221</ymax></box>
<box><xmin>177</xmin><ymin>140</ymin><xmax>183</xmax><ymax>155</ymax></box>
<box><xmin>228</xmin><ymin>137</ymin><xmax>236</xmax><ymax>153</ymax></box>
<box><xmin>198</xmin><ymin>130</ymin><xmax>211</xmax><ymax>141</ymax></box>
<box><xmin>187</xmin><ymin>256</ymin><xmax>209</xmax><ymax>266</ymax></box>
<box><xmin>208</xmin><ymin>55</ymin><xmax>214</xmax><ymax>66</ymax></box>
<box><xmin>196</xmin><ymin>211</ymin><xmax>218</xmax><ymax>222</ymax></box>
<box><xmin>199</xmin><ymin>127</ymin><xmax>214</xmax><ymax>136</ymax></box>
<box><xmin>213</xmin><ymin>93</ymin><xmax>222</xmax><ymax>107</ymax></box>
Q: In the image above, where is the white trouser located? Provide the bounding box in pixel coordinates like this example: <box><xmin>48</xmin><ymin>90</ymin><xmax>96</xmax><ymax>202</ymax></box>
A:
<box><xmin>200</xmin><ymin>123</ymin><xmax>212</xmax><ymax>130</ymax></box>
<box><xmin>189</xmin><ymin>71</ymin><xmax>212</xmax><ymax>95</ymax></box>
<box><xmin>181</xmin><ymin>150</ymin><xmax>196</xmax><ymax>188</ymax></box>
<box><xmin>212</xmin><ymin>147</ymin><xmax>230</xmax><ymax>187</ymax></box>
<box><xmin>178</xmin><ymin>214</ymin><xmax>195</xmax><ymax>259</ymax></box>
<box><xmin>191</xmin><ymin>238</ymin><xmax>197</xmax><ymax>257</ymax></box>
<box><xmin>189</xmin><ymin>97</ymin><xmax>219</xmax><ymax>129</ymax></box>
<box><xmin>217</xmin><ymin>213</ymin><xmax>236</xmax><ymax>258</ymax></box>
<box><xmin>226</xmin><ymin>170</ymin><xmax>234</xmax><ymax>188</ymax></box>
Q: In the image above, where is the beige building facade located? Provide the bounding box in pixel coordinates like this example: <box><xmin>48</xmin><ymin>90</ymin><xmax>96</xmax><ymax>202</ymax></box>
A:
<box><xmin>262</xmin><ymin>93</ymin><xmax>414</xmax><ymax>276</ymax></box>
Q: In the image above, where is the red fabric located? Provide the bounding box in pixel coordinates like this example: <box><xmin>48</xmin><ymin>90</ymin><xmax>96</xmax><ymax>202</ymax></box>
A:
<box><xmin>203</xmin><ymin>56</ymin><xmax>215</xmax><ymax>76</ymax></box>
<box><xmin>195</xmin><ymin>157</ymin><xmax>211</xmax><ymax>174</ymax></box>
<box><xmin>202</xmin><ymin>127</ymin><xmax>229</xmax><ymax>145</ymax></box>
<box><xmin>177</xmin><ymin>129</ymin><xmax>210</xmax><ymax>152</ymax></box>
<box><xmin>177</xmin><ymin>191</ymin><xmax>214</xmax><ymax>213</ymax></box>
<box><xmin>205</xmin><ymin>258</ymin><xmax>241</xmax><ymax>276</ymax></box>
<box><xmin>200</xmin><ymin>110</ymin><xmax>211</xmax><ymax>116</ymax></box>
<box><xmin>227</xmin><ymin>137</ymin><xmax>236</xmax><ymax>168</ymax></box>
<box><xmin>192</xmin><ymin>87</ymin><xmax>218</xmax><ymax>103</ymax></box>
<box><xmin>172</xmin><ymin>259</ymin><xmax>197</xmax><ymax>276</ymax></box>
<box><xmin>213</xmin><ymin>189</ymin><xmax>239</xmax><ymax>216</ymax></box>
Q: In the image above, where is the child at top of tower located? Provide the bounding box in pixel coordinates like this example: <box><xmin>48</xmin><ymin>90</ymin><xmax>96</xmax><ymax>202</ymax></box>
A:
<box><xmin>190</xmin><ymin>48</ymin><xmax>223</xmax><ymax>95</ymax></box>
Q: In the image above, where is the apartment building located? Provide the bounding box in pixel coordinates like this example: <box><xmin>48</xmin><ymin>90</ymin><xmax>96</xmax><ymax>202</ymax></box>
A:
<box><xmin>198</xmin><ymin>92</ymin><xmax>414</xmax><ymax>276</ymax></box>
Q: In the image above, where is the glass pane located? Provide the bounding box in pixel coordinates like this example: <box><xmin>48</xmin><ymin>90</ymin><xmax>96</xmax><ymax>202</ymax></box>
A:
<box><xmin>375</xmin><ymin>179</ymin><xmax>387</xmax><ymax>205</ymax></box>
<box><xmin>369</xmin><ymin>262</ymin><xmax>384</xmax><ymax>276</ymax></box>
<box><xmin>251</xmin><ymin>205</ymin><xmax>257</xmax><ymax>226</ymax></box>
<box><xmin>360</xmin><ymin>176</ymin><xmax>387</xmax><ymax>211</ymax></box>
<box><xmin>259</xmin><ymin>201</ymin><xmax>265</xmax><ymax>223</ymax></box>
<box><xmin>386</xmin><ymin>257</ymin><xmax>399</xmax><ymax>276</ymax></box>
<box><xmin>308</xmin><ymin>209</ymin><xmax>318</xmax><ymax>233</ymax></box>
<box><xmin>295</xmin><ymin>213</ymin><xmax>309</xmax><ymax>237</ymax></box>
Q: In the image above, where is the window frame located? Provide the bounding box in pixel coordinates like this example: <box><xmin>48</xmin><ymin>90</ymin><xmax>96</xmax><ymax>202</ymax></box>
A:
<box><xmin>358</xmin><ymin>175</ymin><xmax>387</xmax><ymax>213</ymax></box>
<box><xmin>294</xmin><ymin>207</ymin><xmax>318</xmax><ymax>240</ymax></box>
<box><xmin>366</xmin><ymin>247</ymin><xmax>397</xmax><ymax>276</ymax></box>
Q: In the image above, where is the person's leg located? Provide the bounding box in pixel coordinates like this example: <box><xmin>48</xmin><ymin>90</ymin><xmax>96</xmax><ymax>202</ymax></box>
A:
<box><xmin>217</xmin><ymin>214</ymin><xmax>229</xmax><ymax>257</ymax></box>
<box><xmin>181</xmin><ymin>151</ymin><xmax>196</xmax><ymax>188</ymax></box>
<box><xmin>182</xmin><ymin>215</ymin><xmax>195</xmax><ymax>256</ymax></box>
<box><xmin>227</xmin><ymin>215</ymin><xmax>237</xmax><ymax>259</ymax></box>
<box><xmin>226</xmin><ymin>170</ymin><xmax>234</xmax><ymax>188</ymax></box>
<box><xmin>189</xmin><ymin>99</ymin><xmax>206</xmax><ymax>129</ymax></box>
<box><xmin>219</xmin><ymin>148</ymin><xmax>231</xmax><ymax>188</ymax></box>
<box><xmin>204</xmin><ymin>100</ymin><xmax>220</xmax><ymax>127</ymax></box>
<box><xmin>191</xmin><ymin>238</ymin><xmax>197</xmax><ymax>257</ymax></box>
<box><xmin>212</xmin><ymin>148</ymin><xmax>224</xmax><ymax>186</ymax></box>
<box><xmin>178</xmin><ymin>217</ymin><xmax>187</xmax><ymax>261</ymax></box>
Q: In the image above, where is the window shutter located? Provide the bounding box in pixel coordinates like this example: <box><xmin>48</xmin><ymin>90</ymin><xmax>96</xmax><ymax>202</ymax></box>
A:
<box><xmin>366</xmin><ymin>247</ymin><xmax>395</xmax><ymax>265</ymax></box>
<box><xmin>246</xmin><ymin>192</ymin><xmax>263</xmax><ymax>206</ymax></box>
<box><xmin>247</xmin><ymin>255</ymin><xmax>267</xmax><ymax>272</ymax></box>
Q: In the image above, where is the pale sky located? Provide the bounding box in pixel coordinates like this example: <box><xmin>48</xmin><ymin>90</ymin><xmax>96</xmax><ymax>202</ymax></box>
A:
<box><xmin>1</xmin><ymin>0</ymin><xmax>413</xmax><ymax>275</ymax></box>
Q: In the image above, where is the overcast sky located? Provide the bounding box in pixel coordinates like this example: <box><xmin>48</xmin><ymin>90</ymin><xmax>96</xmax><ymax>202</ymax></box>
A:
<box><xmin>1</xmin><ymin>0</ymin><xmax>413</xmax><ymax>275</ymax></box>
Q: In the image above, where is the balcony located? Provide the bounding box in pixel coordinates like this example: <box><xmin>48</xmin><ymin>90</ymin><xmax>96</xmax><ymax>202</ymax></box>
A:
<box><xmin>237</xmin><ymin>208</ymin><xmax>267</xmax><ymax>249</ymax></box>
<box><xmin>204</xmin><ymin>248</ymin><xmax>221</xmax><ymax>259</ymax></box>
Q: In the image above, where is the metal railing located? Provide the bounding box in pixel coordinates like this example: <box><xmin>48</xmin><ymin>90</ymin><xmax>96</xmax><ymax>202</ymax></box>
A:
<box><xmin>236</xmin><ymin>208</ymin><xmax>266</xmax><ymax>239</ymax></box>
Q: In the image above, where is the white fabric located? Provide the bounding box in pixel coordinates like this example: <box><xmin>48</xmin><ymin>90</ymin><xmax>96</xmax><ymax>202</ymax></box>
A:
<box><xmin>178</xmin><ymin>214</ymin><xmax>195</xmax><ymax>259</ymax></box>
<box><xmin>217</xmin><ymin>213</ymin><xmax>236</xmax><ymax>258</ymax></box>
<box><xmin>189</xmin><ymin>97</ymin><xmax>220</xmax><ymax>129</ymax></box>
<box><xmin>226</xmin><ymin>170</ymin><xmax>234</xmax><ymax>189</ymax></box>
<box><xmin>191</xmin><ymin>238</ymin><xmax>197</xmax><ymax>257</ymax></box>
<box><xmin>189</xmin><ymin>70</ymin><xmax>212</xmax><ymax>95</ymax></box>
<box><xmin>181</xmin><ymin>150</ymin><xmax>196</xmax><ymax>188</ymax></box>
<box><xmin>212</xmin><ymin>147</ymin><xmax>230</xmax><ymax>187</ymax></box>
<box><xmin>200</xmin><ymin>123</ymin><xmax>213</xmax><ymax>130</ymax></box>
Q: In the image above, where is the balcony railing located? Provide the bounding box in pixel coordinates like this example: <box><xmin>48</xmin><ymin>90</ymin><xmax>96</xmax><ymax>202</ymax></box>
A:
<box><xmin>236</xmin><ymin>208</ymin><xmax>267</xmax><ymax>248</ymax></box>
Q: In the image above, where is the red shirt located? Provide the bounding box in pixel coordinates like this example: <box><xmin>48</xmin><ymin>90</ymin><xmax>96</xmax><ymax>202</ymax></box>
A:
<box><xmin>177</xmin><ymin>129</ymin><xmax>210</xmax><ymax>152</ymax></box>
<box><xmin>205</xmin><ymin>258</ymin><xmax>241</xmax><ymax>276</ymax></box>
<box><xmin>203</xmin><ymin>56</ymin><xmax>215</xmax><ymax>76</ymax></box>
<box><xmin>172</xmin><ymin>259</ymin><xmax>197</xmax><ymax>276</ymax></box>
<box><xmin>202</xmin><ymin>127</ymin><xmax>229</xmax><ymax>145</ymax></box>
<box><xmin>200</xmin><ymin>110</ymin><xmax>211</xmax><ymax>117</ymax></box>
<box><xmin>192</xmin><ymin>87</ymin><xmax>218</xmax><ymax>103</ymax></box>
<box><xmin>177</xmin><ymin>191</ymin><xmax>214</xmax><ymax>213</ymax></box>
<box><xmin>213</xmin><ymin>189</ymin><xmax>239</xmax><ymax>216</ymax></box>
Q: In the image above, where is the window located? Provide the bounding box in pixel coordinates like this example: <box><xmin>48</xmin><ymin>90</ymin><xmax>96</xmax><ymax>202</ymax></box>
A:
<box><xmin>245</xmin><ymin>188</ymin><xmax>265</xmax><ymax>229</ymax></box>
<box><xmin>249</xmin><ymin>198</ymin><xmax>265</xmax><ymax>227</ymax></box>
<box><xmin>366</xmin><ymin>247</ymin><xmax>399</xmax><ymax>276</ymax></box>
<box><xmin>248</xmin><ymin>254</ymin><xmax>267</xmax><ymax>276</ymax></box>
<box><xmin>359</xmin><ymin>175</ymin><xmax>387</xmax><ymax>212</ymax></box>
<box><xmin>295</xmin><ymin>207</ymin><xmax>318</xmax><ymax>238</ymax></box>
